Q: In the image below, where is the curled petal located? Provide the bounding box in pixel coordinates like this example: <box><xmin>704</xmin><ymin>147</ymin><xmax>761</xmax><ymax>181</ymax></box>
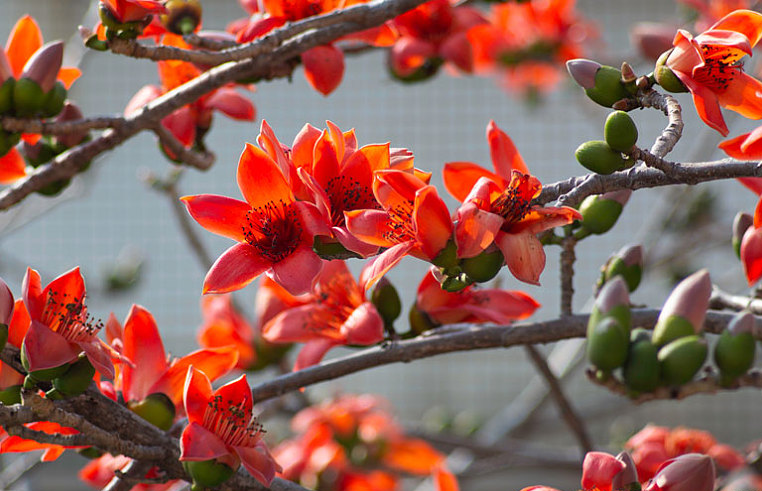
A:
<box><xmin>180</xmin><ymin>421</ymin><xmax>231</xmax><ymax>461</ymax></box>
<box><xmin>203</xmin><ymin>243</ymin><xmax>270</xmax><ymax>294</ymax></box>
<box><xmin>294</xmin><ymin>339</ymin><xmax>338</xmax><ymax>370</ymax></box>
<box><xmin>269</xmin><ymin>246</ymin><xmax>323</xmax><ymax>296</ymax></box>
<box><xmin>181</xmin><ymin>194</ymin><xmax>250</xmax><ymax>243</ymax></box>
<box><xmin>234</xmin><ymin>442</ymin><xmax>281</xmax><ymax>486</ymax></box>
<box><xmin>301</xmin><ymin>45</ymin><xmax>345</xmax><ymax>96</ymax></box>
<box><xmin>496</xmin><ymin>231</ymin><xmax>545</xmax><ymax>286</ymax></box>
<box><xmin>23</xmin><ymin>321</ymin><xmax>80</xmax><ymax>372</ymax></box>
<box><xmin>205</xmin><ymin>88</ymin><xmax>256</xmax><ymax>121</ymax></box>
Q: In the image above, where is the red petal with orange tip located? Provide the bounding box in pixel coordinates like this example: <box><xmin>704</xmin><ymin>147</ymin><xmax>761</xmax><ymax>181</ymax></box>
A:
<box><xmin>741</xmin><ymin>226</ymin><xmax>762</xmax><ymax>285</ymax></box>
<box><xmin>413</xmin><ymin>185</ymin><xmax>452</xmax><ymax>260</ymax></box>
<box><xmin>180</xmin><ymin>421</ymin><xmax>231</xmax><ymax>461</ymax></box>
<box><xmin>708</xmin><ymin>9</ymin><xmax>762</xmax><ymax>47</ymax></box>
<box><xmin>301</xmin><ymin>44</ymin><xmax>345</xmax><ymax>96</ymax></box>
<box><xmin>487</xmin><ymin>120</ymin><xmax>529</xmax><ymax>176</ymax></box>
<box><xmin>719</xmin><ymin>128</ymin><xmax>762</xmax><ymax>160</ymax></box>
<box><xmin>203</xmin><ymin>242</ymin><xmax>271</xmax><ymax>294</ymax></box>
<box><xmin>183</xmin><ymin>366</ymin><xmax>213</xmax><ymax>424</ymax></box>
<box><xmin>152</xmin><ymin>346</ymin><xmax>239</xmax><ymax>405</ymax></box>
<box><xmin>237</xmin><ymin>143</ymin><xmax>293</xmax><ymax>209</ymax></box>
<box><xmin>443</xmin><ymin>161</ymin><xmax>503</xmax><ymax>202</ymax></box>
<box><xmin>0</xmin><ymin>148</ymin><xmax>26</xmax><ymax>185</ymax></box>
<box><xmin>718</xmin><ymin>72</ymin><xmax>762</xmax><ymax>121</ymax></box>
<box><xmin>121</xmin><ymin>304</ymin><xmax>168</xmax><ymax>402</ymax></box>
<box><xmin>181</xmin><ymin>194</ymin><xmax>251</xmax><ymax>243</ymax></box>
<box><xmin>57</xmin><ymin>66</ymin><xmax>81</xmax><ymax>89</ymax></box>
<box><xmin>205</xmin><ymin>88</ymin><xmax>256</xmax><ymax>121</ymax></box>
<box><xmin>5</xmin><ymin>15</ymin><xmax>42</xmax><ymax>78</ymax></box>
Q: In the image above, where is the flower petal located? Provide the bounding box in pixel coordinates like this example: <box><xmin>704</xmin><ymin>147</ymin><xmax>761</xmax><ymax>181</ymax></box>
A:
<box><xmin>234</xmin><ymin>442</ymin><xmax>281</xmax><ymax>486</ymax></box>
<box><xmin>269</xmin><ymin>246</ymin><xmax>323</xmax><ymax>296</ymax></box>
<box><xmin>213</xmin><ymin>374</ymin><xmax>253</xmax><ymax>418</ymax></box>
<box><xmin>294</xmin><ymin>339</ymin><xmax>337</xmax><ymax>370</ymax></box>
<box><xmin>121</xmin><ymin>304</ymin><xmax>168</xmax><ymax>402</ymax></box>
<box><xmin>81</xmin><ymin>339</ymin><xmax>116</xmax><ymax>380</ymax></box>
<box><xmin>413</xmin><ymin>185</ymin><xmax>453</xmax><ymax>260</ymax></box>
<box><xmin>581</xmin><ymin>451</ymin><xmax>625</xmax><ymax>491</ymax></box>
<box><xmin>454</xmin><ymin>202</ymin><xmax>503</xmax><ymax>258</ymax></box>
<box><xmin>443</xmin><ymin>161</ymin><xmax>502</xmax><ymax>203</ymax></box>
<box><xmin>151</xmin><ymin>346</ymin><xmax>239</xmax><ymax>406</ymax></box>
<box><xmin>741</xmin><ymin>226</ymin><xmax>762</xmax><ymax>285</ymax></box>
<box><xmin>496</xmin><ymin>231</ymin><xmax>545</xmax><ymax>286</ymax></box>
<box><xmin>237</xmin><ymin>143</ymin><xmax>293</xmax><ymax>209</ymax></box>
<box><xmin>383</xmin><ymin>438</ymin><xmax>444</xmax><ymax>475</ymax></box>
<box><xmin>180</xmin><ymin>421</ymin><xmax>231</xmax><ymax>461</ymax></box>
<box><xmin>709</xmin><ymin>9</ymin><xmax>762</xmax><ymax>47</ymax></box>
<box><xmin>181</xmin><ymin>194</ymin><xmax>251</xmax><ymax>243</ymax></box>
<box><xmin>487</xmin><ymin>120</ymin><xmax>529</xmax><ymax>177</ymax></box>
<box><xmin>359</xmin><ymin>241</ymin><xmax>415</xmax><ymax>292</ymax></box>
<box><xmin>0</xmin><ymin>148</ymin><xmax>26</xmax><ymax>185</ymax></box>
<box><xmin>344</xmin><ymin>209</ymin><xmax>399</xmax><ymax>248</ymax></box>
<box><xmin>183</xmin><ymin>366</ymin><xmax>213</xmax><ymax>425</ymax></box>
<box><xmin>340</xmin><ymin>302</ymin><xmax>384</xmax><ymax>345</ymax></box>
<box><xmin>204</xmin><ymin>88</ymin><xmax>256</xmax><ymax>121</ymax></box>
<box><xmin>6</xmin><ymin>15</ymin><xmax>42</xmax><ymax>78</ymax></box>
<box><xmin>301</xmin><ymin>44</ymin><xmax>345</xmax><ymax>96</ymax></box>
<box><xmin>263</xmin><ymin>305</ymin><xmax>340</xmax><ymax>343</ymax></box>
<box><xmin>717</xmin><ymin>72</ymin><xmax>762</xmax><ymax>121</ymax></box>
<box><xmin>22</xmin><ymin>320</ymin><xmax>80</xmax><ymax>372</ymax></box>
<box><xmin>203</xmin><ymin>243</ymin><xmax>270</xmax><ymax>294</ymax></box>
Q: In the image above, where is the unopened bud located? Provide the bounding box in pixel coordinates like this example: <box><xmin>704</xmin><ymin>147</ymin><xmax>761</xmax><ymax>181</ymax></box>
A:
<box><xmin>55</xmin><ymin>102</ymin><xmax>87</xmax><ymax>148</ymax></box>
<box><xmin>578</xmin><ymin>190</ymin><xmax>631</xmax><ymax>235</ymax></box>
<box><xmin>52</xmin><ymin>355</ymin><xmax>95</xmax><ymax>397</ymax></box>
<box><xmin>460</xmin><ymin>248</ymin><xmax>504</xmax><ymax>283</ymax></box>
<box><xmin>644</xmin><ymin>454</ymin><xmax>714</xmax><ymax>491</ymax></box>
<box><xmin>566</xmin><ymin>59</ymin><xmax>601</xmax><ymax>89</ymax></box>
<box><xmin>128</xmin><ymin>392</ymin><xmax>176</xmax><ymax>430</ymax></box>
<box><xmin>587</xmin><ymin>316</ymin><xmax>629</xmax><ymax>371</ymax></box>
<box><xmin>21</xmin><ymin>41</ymin><xmax>63</xmax><ymax>93</ymax></box>
<box><xmin>41</xmin><ymin>81</ymin><xmax>66</xmax><ymax>118</ymax></box>
<box><xmin>575</xmin><ymin>140</ymin><xmax>629</xmax><ymax>175</ymax></box>
<box><xmin>408</xmin><ymin>303</ymin><xmax>439</xmax><ymax>335</ymax></box>
<box><xmin>652</xmin><ymin>270</ymin><xmax>711</xmax><ymax>346</ymax></box>
<box><xmin>182</xmin><ymin>459</ymin><xmax>235</xmax><ymax>489</ymax></box>
<box><xmin>654</xmin><ymin>49</ymin><xmax>688</xmax><ymax>93</ymax></box>
<box><xmin>604</xmin><ymin>111</ymin><xmax>638</xmax><ymax>152</ymax></box>
<box><xmin>601</xmin><ymin>244</ymin><xmax>643</xmax><ymax>292</ymax></box>
<box><xmin>620</xmin><ymin>62</ymin><xmax>636</xmax><ymax>84</ymax></box>
<box><xmin>589</xmin><ymin>276</ymin><xmax>631</xmax><ymax>342</ymax></box>
<box><xmin>371</xmin><ymin>277</ymin><xmax>402</xmax><ymax>327</ymax></box>
<box><xmin>0</xmin><ymin>277</ymin><xmax>14</xmax><ymax>327</ymax></box>
<box><xmin>714</xmin><ymin>311</ymin><xmax>756</xmax><ymax>385</ymax></box>
<box><xmin>623</xmin><ymin>330</ymin><xmax>660</xmax><ymax>393</ymax></box>
<box><xmin>567</xmin><ymin>59</ymin><xmax>630</xmax><ymax>107</ymax></box>
<box><xmin>732</xmin><ymin>212</ymin><xmax>753</xmax><ymax>258</ymax></box>
<box><xmin>658</xmin><ymin>335</ymin><xmax>707</xmax><ymax>385</ymax></box>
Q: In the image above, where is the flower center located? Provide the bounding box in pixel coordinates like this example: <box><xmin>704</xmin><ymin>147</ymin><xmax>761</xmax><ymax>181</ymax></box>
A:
<box><xmin>204</xmin><ymin>395</ymin><xmax>264</xmax><ymax>448</ymax></box>
<box><xmin>381</xmin><ymin>200</ymin><xmax>417</xmax><ymax>244</ymax></box>
<box><xmin>489</xmin><ymin>172</ymin><xmax>536</xmax><ymax>225</ymax></box>
<box><xmin>242</xmin><ymin>200</ymin><xmax>302</xmax><ymax>262</ymax></box>
<box><xmin>693</xmin><ymin>45</ymin><xmax>744</xmax><ymax>92</ymax></box>
<box><xmin>325</xmin><ymin>175</ymin><xmax>379</xmax><ymax>227</ymax></box>
<box><xmin>42</xmin><ymin>290</ymin><xmax>101</xmax><ymax>343</ymax></box>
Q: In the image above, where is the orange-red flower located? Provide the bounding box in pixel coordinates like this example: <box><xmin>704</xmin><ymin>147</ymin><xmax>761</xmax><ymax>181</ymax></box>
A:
<box><xmin>197</xmin><ymin>295</ymin><xmax>256</xmax><ymax>371</ymax></box>
<box><xmin>719</xmin><ymin>123</ymin><xmax>762</xmax><ymax>159</ymax></box>
<box><xmin>108</xmin><ymin>304</ymin><xmax>239</xmax><ymax>409</ymax></box>
<box><xmin>21</xmin><ymin>267</ymin><xmax>115</xmax><ymax>378</ymax></box>
<box><xmin>443</xmin><ymin>121</ymin><xmax>580</xmax><ymax>285</ymax></box>
<box><xmin>100</xmin><ymin>0</ymin><xmax>167</xmax><ymax>24</ymax></box>
<box><xmin>467</xmin><ymin>0</ymin><xmax>595</xmax><ymax>96</ymax></box>
<box><xmin>275</xmin><ymin>394</ymin><xmax>458</xmax><ymax>491</ymax></box>
<box><xmin>678</xmin><ymin>0</ymin><xmax>754</xmax><ymax>32</ymax></box>
<box><xmin>79</xmin><ymin>453</ymin><xmax>180</xmax><ymax>491</ymax></box>
<box><xmin>414</xmin><ymin>269</ymin><xmax>539</xmax><ymax>325</ymax></box>
<box><xmin>262</xmin><ymin>260</ymin><xmax>384</xmax><ymax>369</ymax></box>
<box><xmin>180</xmin><ymin>367</ymin><xmax>280</xmax><ymax>486</ymax></box>
<box><xmin>345</xmin><ymin>169</ymin><xmax>454</xmax><ymax>290</ymax></box>
<box><xmin>183</xmin><ymin>142</ymin><xmax>330</xmax><ymax>295</ymax></box>
<box><xmin>125</xmin><ymin>34</ymin><xmax>255</xmax><ymax>156</ymax></box>
<box><xmin>738</xmin><ymin>195</ymin><xmax>762</xmax><ymax>285</ymax></box>
<box><xmin>665</xmin><ymin>9</ymin><xmax>762</xmax><ymax>136</ymax></box>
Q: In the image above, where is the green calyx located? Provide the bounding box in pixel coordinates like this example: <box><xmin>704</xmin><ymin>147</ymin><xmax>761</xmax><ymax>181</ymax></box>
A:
<box><xmin>651</xmin><ymin>314</ymin><xmax>695</xmax><ymax>347</ymax></box>
<box><xmin>431</xmin><ymin>240</ymin><xmax>458</xmax><ymax>269</ymax></box>
<box><xmin>41</xmin><ymin>81</ymin><xmax>67</xmax><ymax>118</ymax></box>
<box><xmin>658</xmin><ymin>335</ymin><xmax>707</xmax><ymax>386</ymax></box>
<box><xmin>183</xmin><ymin>459</ymin><xmax>235</xmax><ymax>488</ymax></box>
<box><xmin>714</xmin><ymin>330</ymin><xmax>756</xmax><ymax>385</ymax></box>
<box><xmin>312</xmin><ymin>235</ymin><xmax>362</xmax><ymax>260</ymax></box>
<box><xmin>128</xmin><ymin>392</ymin><xmax>176</xmax><ymax>431</ymax></box>
<box><xmin>575</xmin><ymin>140</ymin><xmax>629</xmax><ymax>175</ymax></box>
<box><xmin>587</xmin><ymin>317</ymin><xmax>629</xmax><ymax>371</ymax></box>
<box><xmin>623</xmin><ymin>335</ymin><xmax>660</xmax><ymax>393</ymax></box>
<box><xmin>51</xmin><ymin>355</ymin><xmax>95</xmax><ymax>397</ymax></box>
<box><xmin>13</xmin><ymin>78</ymin><xmax>44</xmax><ymax>118</ymax></box>
<box><xmin>0</xmin><ymin>78</ymin><xmax>16</xmax><ymax>115</ymax></box>
<box><xmin>604</xmin><ymin>111</ymin><xmax>638</xmax><ymax>152</ymax></box>
<box><xmin>584</xmin><ymin>65</ymin><xmax>630</xmax><ymax>107</ymax></box>
<box><xmin>654</xmin><ymin>50</ymin><xmax>688</xmax><ymax>93</ymax></box>
<box><xmin>579</xmin><ymin>195</ymin><xmax>623</xmax><ymax>235</ymax></box>
<box><xmin>460</xmin><ymin>249</ymin><xmax>504</xmax><ymax>283</ymax></box>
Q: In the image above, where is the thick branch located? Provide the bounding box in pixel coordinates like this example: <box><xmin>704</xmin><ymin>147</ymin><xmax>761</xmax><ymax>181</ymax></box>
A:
<box><xmin>0</xmin><ymin>115</ymin><xmax>123</xmax><ymax>135</ymax></box>
<box><xmin>710</xmin><ymin>286</ymin><xmax>762</xmax><ymax>316</ymax></box>
<box><xmin>249</xmin><ymin>309</ymin><xmax>746</xmax><ymax>404</ymax></box>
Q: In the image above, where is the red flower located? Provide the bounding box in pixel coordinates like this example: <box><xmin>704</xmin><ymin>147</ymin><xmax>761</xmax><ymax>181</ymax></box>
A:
<box><xmin>197</xmin><ymin>295</ymin><xmax>257</xmax><ymax>371</ymax></box>
<box><xmin>262</xmin><ymin>260</ymin><xmax>384</xmax><ymax>369</ymax></box>
<box><xmin>415</xmin><ymin>269</ymin><xmax>539</xmax><ymax>325</ymax></box>
<box><xmin>345</xmin><ymin>169</ymin><xmax>454</xmax><ymax>290</ymax></box>
<box><xmin>21</xmin><ymin>267</ymin><xmax>115</xmax><ymax>378</ymax></box>
<box><xmin>740</xmin><ymin>196</ymin><xmax>762</xmax><ymax>285</ymax></box>
<box><xmin>183</xmin><ymin>142</ymin><xmax>330</xmax><ymax>295</ymax></box>
<box><xmin>665</xmin><ymin>9</ymin><xmax>762</xmax><ymax>136</ymax></box>
<box><xmin>108</xmin><ymin>304</ymin><xmax>239</xmax><ymax>408</ymax></box>
<box><xmin>180</xmin><ymin>367</ymin><xmax>281</xmax><ymax>486</ymax></box>
<box><xmin>100</xmin><ymin>0</ymin><xmax>167</xmax><ymax>24</ymax></box>
<box><xmin>443</xmin><ymin>121</ymin><xmax>580</xmax><ymax>285</ymax></box>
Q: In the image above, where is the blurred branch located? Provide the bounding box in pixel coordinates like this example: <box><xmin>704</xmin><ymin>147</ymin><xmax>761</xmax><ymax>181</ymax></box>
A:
<box><xmin>0</xmin><ymin>115</ymin><xmax>123</xmax><ymax>134</ymax></box>
<box><xmin>710</xmin><ymin>286</ymin><xmax>762</xmax><ymax>315</ymax></box>
<box><xmin>560</xmin><ymin>234</ymin><xmax>577</xmax><ymax>316</ymax></box>
<box><xmin>152</xmin><ymin>125</ymin><xmax>215</xmax><ymax>170</ymax></box>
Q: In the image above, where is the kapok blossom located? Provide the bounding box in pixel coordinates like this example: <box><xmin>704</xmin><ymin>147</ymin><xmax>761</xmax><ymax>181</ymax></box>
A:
<box><xmin>21</xmin><ymin>267</ymin><xmax>115</xmax><ymax>378</ymax></box>
<box><xmin>665</xmin><ymin>9</ymin><xmax>762</xmax><ymax>136</ymax></box>
<box><xmin>180</xmin><ymin>367</ymin><xmax>280</xmax><ymax>486</ymax></box>
<box><xmin>182</xmin><ymin>142</ymin><xmax>330</xmax><ymax>296</ymax></box>
<box><xmin>197</xmin><ymin>295</ymin><xmax>257</xmax><ymax>371</ymax></box>
<box><xmin>99</xmin><ymin>0</ymin><xmax>167</xmax><ymax>24</ymax></box>
<box><xmin>443</xmin><ymin>121</ymin><xmax>580</xmax><ymax>285</ymax></box>
<box><xmin>262</xmin><ymin>260</ymin><xmax>384</xmax><ymax>370</ymax></box>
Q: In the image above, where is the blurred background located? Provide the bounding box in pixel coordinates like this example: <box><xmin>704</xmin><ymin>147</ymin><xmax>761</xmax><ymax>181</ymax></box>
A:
<box><xmin>1</xmin><ymin>0</ymin><xmax>761</xmax><ymax>489</ymax></box>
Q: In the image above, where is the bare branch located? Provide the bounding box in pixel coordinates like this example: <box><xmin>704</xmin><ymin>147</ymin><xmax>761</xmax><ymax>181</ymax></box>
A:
<box><xmin>560</xmin><ymin>235</ymin><xmax>577</xmax><ymax>316</ymax></box>
<box><xmin>709</xmin><ymin>286</ymin><xmax>762</xmax><ymax>316</ymax></box>
<box><xmin>0</xmin><ymin>115</ymin><xmax>123</xmax><ymax>135</ymax></box>
<box><xmin>152</xmin><ymin>125</ymin><xmax>215</xmax><ymax>170</ymax></box>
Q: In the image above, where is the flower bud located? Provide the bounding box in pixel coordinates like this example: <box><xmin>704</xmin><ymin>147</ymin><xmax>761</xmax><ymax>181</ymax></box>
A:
<box><xmin>733</xmin><ymin>212</ymin><xmax>753</xmax><ymax>259</ymax></box>
<box><xmin>654</xmin><ymin>50</ymin><xmax>688</xmax><ymax>93</ymax></box>
<box><xmin>652</xmin><ymin>270</ymin><xmax>711</xmax><ymax>346</ymax></box>
<box><xmin>128</xmin><ymin>392</ymin><xmax>176</xmax><ymax>430</ymax></box>
<box><xmin>714</xmin><ymin>311</ymin><xmax>756</xmax><ymax>385</ymax></box>
<box><xmin>161</xmin><ymin>0</ymin><xmax>202</xmax><ymax>35</ymax></box>
<box><xmin>604</xmin><ymin>110</ymin><xmax>638</xmax><ymax>152</ymax></box>
<box><xmin>741</xmin><ymin>225</ymin><xmax>762</xmax><ymax>285</ymax></box>
<box><xmin>612</xmin><ymin>451</ymin><xmax>640</xmax><ymax>490</ymax></box>
<box><xmin>567</xmin><ymin>59</ymin><xmax>630</xmax><ymax>107</ymax></box>
<box><xmin>630</xmin><ymin>23</ymin><xmax>676</xmax><ymax>62</ymax></box>
<box><xmin>590</xmin><ymin>276</ymin><xmax>631</xmax><ymax>330</ymax></box>
<box><xmin>409</xmin><ymin>303</ymin><xmax>439</xmax><ymax>335</ymax></box>
<box><xmin>21</xmin><ymin>41</ymin><xmax>63</xmax><ymax>94</ymax></box>
<box><xmin>0</xmin><ymin>277</ymin><xmax>14</xmax><ymax>327</ymax></box>
<box><xmin>579</xmin><ymin>190</ymin><xmax>632</xmax><ymax>235</ymax></box>
<box><xmin>644</xmin><ymin>454</ymin><xmax>714</xmax><ymax>491</ymax></box>
<box><xmin>54</xmin><ymin>102</ymin><xmax>88</xmax><ymax>148</ymax></box>
<box><xmin>183</xmin><ymin>459</ymin><xmax>235</xmax><ymax>489</ymax></box>
<box><xmin>587</xmin><ymin>316</ymin><xmax>629</xmax><ymax>371</ymax></box>
<box><xmin>52</xmin><ymin>355</ymin><xmax>95</xmax><ymax>397</ymax></box>
<box><xmin>371</xmin><ymin>277</ymin><xmax>402</xmax><ymax>327</ymax></box>
<box><xmin>658</xmin><ymin>335</ymin><xmax>707</xmax><ymax>386</ymax></box>
<box><xmin>575</xmin><ymin>140</ymin><xmax>629</xmax><ymax>175</ymax></box>
<box><xmin>601</xmin><ymin>244</ymin><xmax>643</xmax><ymax>292</ymax></box>
<box><xmin>623</xmin><ymin>328</ymin><xmax>661</xmax><ymax>393</ymax></box>
<box><xmin>41</xmin><ymin>81</ymin><xmax>67</xmax><ymax>118</ymax></box>
<box><xmin>460</xmin><ymin>248</ymin><xmax>504</xmax><ymax>283</ymax></box>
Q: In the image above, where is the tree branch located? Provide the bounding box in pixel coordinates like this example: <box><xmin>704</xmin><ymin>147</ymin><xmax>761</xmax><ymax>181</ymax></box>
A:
<box><xmin>152</xmin><ymin>125</ymin><xmax>215</xmax><ymax>170</ymax></box>
<box><xmin>0</xmin><ymin>115</ymin><xmax>123</xmax><ymax>135</ymax></box>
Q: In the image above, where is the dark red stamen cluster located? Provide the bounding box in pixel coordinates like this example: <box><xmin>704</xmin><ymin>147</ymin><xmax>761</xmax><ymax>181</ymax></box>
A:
<box><xmin>381</xmin><ymin>201</ymin><xmax>416</xmax><ymax>243</ymax></box>
<box><xmin>490</xmin><ymin>174</ymin><xmax>534</xmax><ymax>225</ymax></box>
<box><xmin>204</xmin><ymin>394</ymin><xmax>264</xmax><ymax>448</ymax></box>
<box><xmin>325</xmin><ymin>175</ymin><xmax>379</xmax><ymax>226</ymax></box>
<box><xmin>694</xmin><ymin>45</ymin><xmax>744</xmax><ymax>92</ymax></box>
<box><xmin>242</xmin><ymin>200</ymin><xmax>302</xmax><ymax>262</ymax></box>
<box><xmin>43</xmin><ymin>289</ymin><xmax>101</xmax><ymax>342</ymax></box>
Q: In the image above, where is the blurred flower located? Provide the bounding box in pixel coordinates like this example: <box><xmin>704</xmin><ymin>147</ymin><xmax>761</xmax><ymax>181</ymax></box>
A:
<box><xmin>100</xmin><ymin>0</ymin><xmax>167</xmax><ymax>24</ymax></box>
<box><xmin>198</xmin><ymin>295</ymin><xmax>256</xmax><ymax>371</ymax></box>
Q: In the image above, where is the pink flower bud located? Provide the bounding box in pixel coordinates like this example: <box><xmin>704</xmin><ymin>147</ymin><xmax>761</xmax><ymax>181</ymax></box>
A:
<box><xmin>733</xmin><ymin>212</ymin><xmax>753</xmax><ymax>257</ymax></box>
<box><xmin>55</xmin><ymin>102</ymin><xmax>87</xmax><ymax>148</ymax></box>
<box><xmin>0</xmin><ymin>51</ymin><xmax>12</xmax><ymax>84</ymax></box>
<box><xmin>727</xmin><ymin>311</ymin><xmax>755</xmax><ymax>336</ymax></box>
<box><xmin>566</xmin><ymin>59</ymin><xmax>601</xmax><ymax>89</ymax></box>
<box><xmin>21</xmin><ymin>41</ymin><xmax>63</xmax><ymax>93</ymax></box>
<box><xmin>630</xmin><ymin>23</ymin><xmax>677</xmax><ymax>61</ymax></box>
<box><xmin>595</xmin><ymin>276</ymin><xmax>630</xmax><ymax>315</ymax></box>
<box><xmin>618</xmin><ymin>244</ymin><xmax>643</xmax><ymax>267</ymax></box>
<box><xmin>612</xmin><ymin>451</ymin><xmax>639</xmax><ymax>490</ymax></box>
<box><xmin>601</xmin><ymin>189</ymin><xmax>632</xmax><ymax>206</ymax></box>
<box><xmin>655</xmin><ymin>269</ymin><xmax>711</xmax><ymax>338</ymax></box>
<box><xmin>644</xmin><ymin>454</ymin><xmax>715</xmax><ymax>491</ymax></box>
<box><xmin>0</xmin><ymin>277</ymin><xmax>14</xmax><ymax>326</ymax></box>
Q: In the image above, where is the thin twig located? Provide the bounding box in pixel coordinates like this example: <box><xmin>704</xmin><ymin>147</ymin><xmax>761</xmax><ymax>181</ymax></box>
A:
<box><xmin>523</xmin><ymin>345</ymin><xmax>592</xmax><ymax>453</ymax></box>
<box><xmin>710</xmin><ymin>286</ymin><xmax>762</xmax><ymax>317</ymax></box>
<box><xmin>560</xmin><ymin>235</ymin><xmax>577</xmax><ymax>316</ymax></box>
<box><xmin>152</xmin><ymin>125</ymin><xmax>215</xmax><ymax>170</ymax></box>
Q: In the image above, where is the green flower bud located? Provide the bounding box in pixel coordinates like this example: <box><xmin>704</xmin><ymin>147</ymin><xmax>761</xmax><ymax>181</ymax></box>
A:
<box><xmin>0</xmin><ymin>384</ymin><xmax>22</xmax><ymax>405</ymax></box>
<box><xmin>0</xmin><ymin>78</ymin><xmax>15</xmax><ymax>115</ymax></box>
<box><xmin>654</xmin><ymin>49</ymin><xmax>688</xmax><ymax>93</ymax></box>
<box><xmin>460</xmin><ymin>248</ymin><xmax>504</xmax><ymax>283</ymax></box>
<box><xmin>371</xmin><ymin>277</ymin><xmax>402</xmax><ymax>327</ymax></box>
<box><xmin>652</xmin><ymin>270</ymin><xmax>711</xmax><ymax>346</ymax></box>
<box><xmin>312</xmin><ymin>235</ymin><xmax>362</xmax><ymax>260</ymax></box>
<box><xmin>732</xmin><ymin>212</ymin><xmax>753</xmax><ymax>259</ymax></box>
<box><xmin>575</xmin><ymin>140</ymin><xmax>629</xmax><ymax>175</ymax></box>
<box><xmin>52</xmin><ymin>355</ymin><xmax>95</xmax><ymax>397</ymax></box>
<box><xmin>604</xmin><ymin>111</ymin><xmax>638</xmax><ymax>152</ymax></box>
<box><xmin>128</xmin><ymin>392</ymin><xmax>176</xmax><ymax>431</ymax></box>
<box><xmin>589</xmin><ymin>276</ymin><xmax>631</xmax><ymax>335</ymax></box>
<box><xmin>161</xmin><ymin>0</ymin><xmax>202</xmax><ymax>35</ymax></box>
<box><xmin>566</xmin><ymin>60</ymin><xmax>631</xmax><ymax>107</ymax></box>
<box><xmin>408</xmin><ymin>303</ymin><xmax>438</xmax><ymax>335</ymax></box>
<box><xmin>13</xmin><ymin>78</ymin><xmax>44</xmax><ymax>118</ymax></box>
<box><xmin>587</xmin><ymin>316</ymin><xmax>629</xmax><ymax>371</ymax></box>
<box><xmin>183</xmin><ymin>459</ymin><xmax>235</xmax><ymax>488</ymax></box>
<box><xmin>714</xmin><ymin>312</ymin><xmax>756</xmax><ymax>385</ymax></box>
<box><xmin>41</xmin><ymin>81</ymin><xmax>67</xmax><ymax>118</ymax></box>
<box><xmin>431</xmin><ymin>239</ymin><xmax>458</xmax><ymax>269</ymax></box>
<box><xmin>623</xmin><ymin>334</ymin><xmax>660</xmax><ymax>393</ymax></box>
<box><xmin>600</xmin><ymin>244</ymin><xmax>643</xmax><ymax>292</ymax></box>
<box><xmin>658</xmin><ymin>335</ymin><xmax>707</xmax><ymax>386</ymax></box>
<box><xmin>579</xmin><ymin>190</ymin><xmax>631</xmax><ymax>235</ymax></box>
<box><xmin>440</xmin><ymin>272</ymin><xmax>472</xmax><ymax>292</ymax></box>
